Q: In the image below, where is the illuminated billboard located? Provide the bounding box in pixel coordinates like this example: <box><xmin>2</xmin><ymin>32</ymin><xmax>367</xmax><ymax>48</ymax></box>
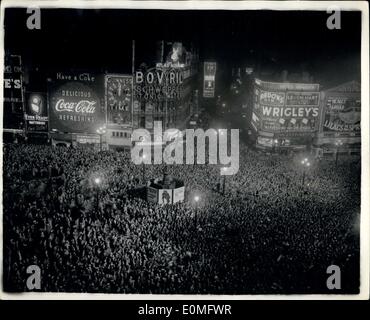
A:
<box><xmin>4</xmin><ymin>54</ymin><xmax>24</xmax><ymax>113</ymax></box>
<box><xmin>252</xmin><ymin>79</ymin><xmax>320</xmax><ymax>134</ymax></box>
<box><xmin>25</xmin><ymin>92</ymin><xmax>48</xmax><ymax>132</ymax></box>
<box><xmin>48</xmin><ymin>72</ymin><xmax>105</xmax><ymax>134</ymax></box>
<box><xmin>203</xmin><ymin>62</ymin><xmax>217</xmax><ymax>98</ymax></box>
<box><xmin>323</xmin><ymin>96</ymin><xmax>361</xmax><ymax>135</ymax></box>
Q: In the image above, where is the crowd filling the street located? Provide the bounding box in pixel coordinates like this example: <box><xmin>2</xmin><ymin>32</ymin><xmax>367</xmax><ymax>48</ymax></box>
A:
<box><xmin>3</xmin><ymin>113</ymin><xmax>360</xmax><ymax>294</ymax></box>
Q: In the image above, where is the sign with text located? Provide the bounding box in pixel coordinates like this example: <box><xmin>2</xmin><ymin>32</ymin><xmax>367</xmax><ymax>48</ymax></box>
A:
<box><xmin>147</xmin><ymin>187</ymin><xmax>158</xmax><ymax>203</ymax></box>
<box><xmin>48</xmin><ymin>72</ymin><xmax>105</xmax><ymax>134</ymax></box>
<box><xmin>25</xmin><ymin>92</ymin><xmax>48</xmax><ymax>132</ymax></box>
<box><xmin>203</xmin><ymin>62</ymin><xmax>217</xmax><ymax>98</ymax></box>
<box><xmin>4</xmin><ymin>54</ymin><xmax>24</xmax><ymax>114</ymax></box>
<box><xmin>323</xmin><ymin>96</ymin><xmax>361</xmax><ymax>135</ymax></box>
<box><xmin>134</xmin><ymin>67</ymin><xmax>184</xmax><ymax>102</ymax></box>
<box><xmin>286</xmin><ymin>92</ymin><xmax>320</xmax><ymax>106</ymax></box>
<box><xmin>252</xmin><ymin>79</ymin><xmax>320</xmax><ymax>134</ymax></box>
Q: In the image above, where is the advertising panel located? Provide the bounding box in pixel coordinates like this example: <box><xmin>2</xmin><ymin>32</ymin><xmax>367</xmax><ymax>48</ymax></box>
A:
<box><xmin>105</xmin><ymin>74</ymin><xmax>133</xmax><ymax>125</ymax></box>
<box><xmin>173</xmin><ymin>186</ymin><xmax>185</xmax><ymax>203</ymax></box>
<box><xmin>323</xmin><ymin>96</ymin><xmax>361</xmax><ymax>135</ymax></box>
<box><xmin>48</xmin><ymin>72</ymin><xmax>105</xmax><ymax>134</ymax></box>
<box><xmin>25</xmin><ymin>92</ymin><xmax>48</xmax><ymax>132</ymax></box>
<box><xmin>259</xmin><ymin>90</ymin><xmax>285</xmax><ymax>106</ymax></box>
<box><xmin>133</xmin><ymin>67</ymin><xmax>183</xmax><ymax>102</ymax></box>
<box><xmin>76</xmin><ymin>135</ymin><xmax>100</xmax><ymax>144</ymax></box>
<box><xmin>147</xmin><ymin>186</ymin><xmax>158</xmax><ymax>203</ymax></box>
<box><xmin>252</xmin><ymin>79</ymin><xmax>320</xmax><ymax>134</ymax></box>
<box><xmin>4</xmin><ymin>54</ymin><xmax>24</xmax><ymax>114</ymax></box>
<box><xmin>158</xmin><ymin>189</ymin><xmax>173</xmax><ymax>205</ymax></box>
<box><xmin>203</xmin><ymin>61</ymin><xmax>217</xmax><ymax>98</ymax></box>
<box><xmin>286</xmin><ymin>92</ymin><xmax>320</xmax><ymax>106</ymax></box>
<box><xmin>255</xmin><ymin>79</ymin><xmax>319</xmax><ymax>91</ymax></box>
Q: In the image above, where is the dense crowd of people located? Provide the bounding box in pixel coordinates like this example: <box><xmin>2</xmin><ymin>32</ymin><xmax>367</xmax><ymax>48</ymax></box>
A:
<box><xmin>3</xmin><ymin>128</ymin><xmax>361</xmax><ymax>294</ymax></box>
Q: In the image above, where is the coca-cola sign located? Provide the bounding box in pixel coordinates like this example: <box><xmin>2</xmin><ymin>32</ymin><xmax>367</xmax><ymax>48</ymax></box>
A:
<box><xmin>55</xmin><ymin>99</ymin><xmax>96</xmax><ymax>113</ymax></box>
<box><xmin>48</xmin><ymin>77</ymin><xmax>104</xmax><ymax>134</ymax></box>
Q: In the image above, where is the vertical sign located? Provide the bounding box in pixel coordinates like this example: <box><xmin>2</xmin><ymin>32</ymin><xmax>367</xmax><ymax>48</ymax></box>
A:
<box><xmin>25</xmin><ymin>92</ymin><xmax>48</xmax><ymax>132</ymax></box>
<box><xmin>3</xmin><ymin>54</ymin><xmax>25</xmax><ymax>130</ymax></box>
<box><xmin>105</xmin><ymin>74</ymin><xmax>133</xmax><ymax>125</ymax></box>
<box><xmin>203</xmin><ymin>62</ymin><xmax>217</xmax><ymax>98</ymax></box>
<box><xmin>4</xmin><ymin>54</ymin><xmax>24</xmax><ymax>112</ymax></box>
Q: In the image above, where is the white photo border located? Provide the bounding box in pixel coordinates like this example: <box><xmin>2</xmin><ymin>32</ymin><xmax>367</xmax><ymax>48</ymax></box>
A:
<box><xmin>0</xmin><ymin>0</ymin><xmax>368</xmax><ymax>300</ymax></box>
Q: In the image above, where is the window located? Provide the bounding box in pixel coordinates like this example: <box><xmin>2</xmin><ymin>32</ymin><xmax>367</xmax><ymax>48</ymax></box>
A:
<box><xmin>120</xmin><ymin>132</ymin><xmax>123</xmax><ymax>137</ymax></box>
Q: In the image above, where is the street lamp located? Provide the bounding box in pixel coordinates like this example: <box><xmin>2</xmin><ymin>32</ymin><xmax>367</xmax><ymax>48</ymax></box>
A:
<box><xmin>96</xmin><ymin>126</ymin><xmax>106</xmax><ymax>152</ymax></box>
<box><xmin>301</xmin><ymin>158</ymin><xmax>311</xmax><ymax>186</ymax></box>
<box><xmin>94</xmin><ymin>177</ymin><xmax>101</xmax><ymax>211</ymax></box>
<box><xmin>194</xmin><ymin>195</ymin><xmax>200</xmax><ymax>229</ymax></box>
<box><xmin>335</xmin><ymin>139</ymin><xmax>343</xmax><ymax>167</ymax></box>
<box><xmin>272</xmin><ymin>139</ymin><xmax>279</xmax><ymax>153</ymax></box>
<box><xmin>141</xmin><ymin>154</ymin><xmax>146</xmax><ymax>183</ymax></box>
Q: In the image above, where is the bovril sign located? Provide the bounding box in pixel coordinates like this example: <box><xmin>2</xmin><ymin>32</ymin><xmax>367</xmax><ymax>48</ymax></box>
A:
<box><xmin>48</xmin><ymin>75</ymin><xmax>104</xmax><ymax>134</ymax></box>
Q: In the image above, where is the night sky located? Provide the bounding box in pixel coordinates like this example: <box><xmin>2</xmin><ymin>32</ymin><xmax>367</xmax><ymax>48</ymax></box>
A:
<box><xmin>4</xmin><ymin>8</ymin><xmax>362</xmax><ymax>86</ymax></box>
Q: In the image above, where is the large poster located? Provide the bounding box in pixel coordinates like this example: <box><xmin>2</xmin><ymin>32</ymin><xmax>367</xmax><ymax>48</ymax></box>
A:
<box><xmin>158</xmin><ymin>189</ymin><xmax>173</xmax><ymax>205</ymax></box>
<box><xmin>25</xmin><ymin>92</ymin><xmax>48</xmax><ymax>132</ymax></box>
<box><xmin>173</xmin><ymin>186</ymin><xmax>185</xmax><ymax>203</ymax></box>
<box><xmin>48</xmin><ymin>72</ymin><xmax>105</xmax><ymax>134</ymax></box>
<box><xmin>105</xmin><ymin>74</ymin><xmax>133</xmax><ymax>125</ymax></box>
<box><xmin>323</xmin><ymin>96</ymin><xmax>361</xmax><ymax>135</ymax></box>
<box><xmin>203</xmin><ymin>61</ymin><xmax>217</xmax><ymax>98</ymax></box>
<box><xmin>147</xmin><ymin>186</ymin><xmax>158</xmax><ymax>203</ymax></box>
<box><xmin>252</xmin><ymin>79</ymin><xmax>320</xmax><ymax>134</ymax></box>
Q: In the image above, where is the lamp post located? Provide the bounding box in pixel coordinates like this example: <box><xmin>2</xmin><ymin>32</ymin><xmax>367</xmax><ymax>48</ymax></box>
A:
<box><xmin>141</xmin><ymin>154</ymin><xmax>146</xmax><ymax>183</ymax></box>
<box><xmin>194</xmin><ymin>195</ymin><xmax>200</xmax><ymax>229</ymax></box>
<box><xmin>94</xmin><ymin>177</ymin><xmax>101</xmax><ymax>211</ymax></box>
<box><xmin>273</xmin><ymin>139</ymin><xmax>279</xmax><ymax>154</ymax></box>
<box><xmin>301</xmin><ymin>158</ymin><xmax>310</xmax><ymax>186</ymax></box>
<box><xmin>335</xmin><ymin>139</ymin><xmax>343</xmax><ymax>167</ymax></box>
<box><xmin>96</xmin><ymin>126</ymin><xmax>106</xmax><ymax>152</ymax></box>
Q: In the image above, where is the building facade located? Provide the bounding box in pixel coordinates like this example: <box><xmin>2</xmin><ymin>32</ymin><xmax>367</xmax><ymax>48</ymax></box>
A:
<box><xmin>132</xmin><ymin>42</ymin><xmax>199</xmax><ymax>134</ymax></box>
